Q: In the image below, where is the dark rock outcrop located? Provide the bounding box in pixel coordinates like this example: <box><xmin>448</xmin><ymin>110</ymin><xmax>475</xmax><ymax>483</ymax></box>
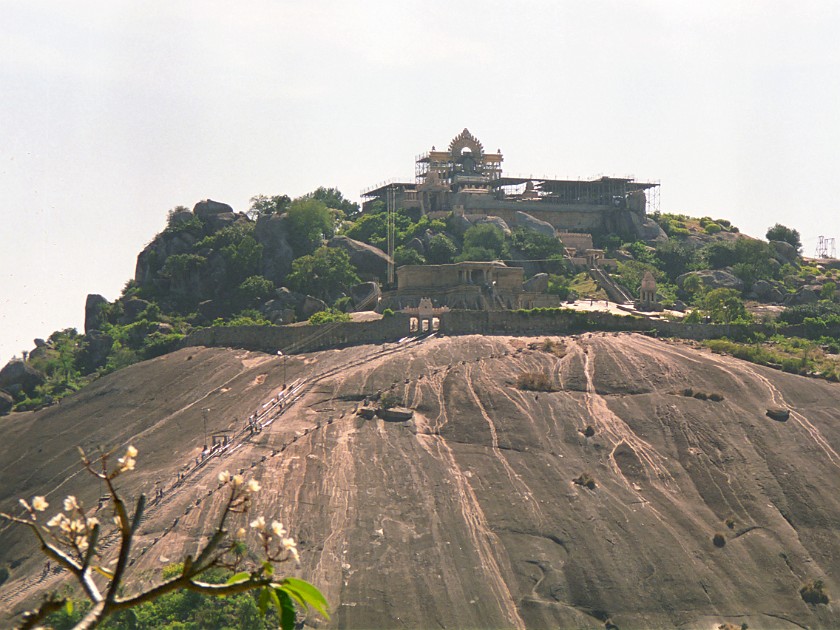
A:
<box><xmin>513</xmin><ymin>211</ymin><xmax>555</xmax><ymax>238</ymax></box>
<box><xmin>84</xmin><ymin>294</ymin><xmax>109</xmax><ymax>333</ymax></box>
<box><xmin>785</xmin><ymin>286</ymin><xmax>819</xmax><ymax>306</ymax></box>
<box><xmin>378</xmin><ymin>406</ymin><xmax>414</xmax><ymax>421</ymax></box>
<box><xmin>254</xmin><ymin>213</ymin><xmax>296</xmax><ymax>286</ymax></box>
<box><xmin>676</xmin><ymin>269</ymin><xmax>744</xmax><ymax>292</ymax></box>
<box><xmin>0</xmin><ymin>390</ymin><xmax>13</xmax><ymax>415</ymax></box>
<box><xmin>769</xmin><ymin>240</ymin><xmax>799</xmax><ymax>264</ymax></box>
<box><xmin>121</xmin><ymin>298</ymin><xmax>151</xmax><ymax>323</ymax></box>
<box><xmin>327</xmin><ymin>236</ymin><xmax>391</xmax><ymax>281</ymax></box>
<box><xmin>192</xmin><ymin>199</ymin><xmax>233</xmax><ymax>219</ymax></box>
<box><xmin>523</xmin><ymin>273</ymin><xmax>549</xmax><ymax>293</ymax></box>
<box><xmin>0</xmin><ymin>359</ymin><xmax>45</xmax><ymax>397</ymax></box>
<box><xmin>77</xmin><ymin>331</ymin><xmax>114</xmax><ymax>373</ymax></box>
<box><xmin>350</xmin><ymin>282</ymin><xmax>381</xmax><ymax>310</ymax></box>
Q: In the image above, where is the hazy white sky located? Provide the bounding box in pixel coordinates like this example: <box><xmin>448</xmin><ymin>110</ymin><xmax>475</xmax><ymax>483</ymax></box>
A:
<box><xmin>2</xmin><ymin>1</ymin><xmax>839</xmax><ymax>364</ymax></box>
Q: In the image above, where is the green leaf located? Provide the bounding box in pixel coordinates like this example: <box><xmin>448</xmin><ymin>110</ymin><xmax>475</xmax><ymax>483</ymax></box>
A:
<box><xmin>276</xmin><ymin>588</ymin><xmax>297</xmax><ymax>630</ymax></box>
<box><xmin>281</xmin><ymin>577</ymin><xmax>330</xmax><ymax>619</ymax></box>
<box><xmin>226</xmin><ymin>571</ymin><xmax>251</xmax><ymax>585</ymax></box>
<box><xmin>267</xmin><ymin>586</ymin><xmax>282</xmax><ymax>617</ymax></box>
<box><xmin>262</xmin><ymin>560</ymin><xmax>274</xmax><ymax>576</ymax></box>
<box><xmin>64</xmin><ymin>599</ymin><xmax>73</xmax><ymax>615</ymax></box>
<box><xmin>258</xmin><ymin>586</ymin><xmax>271</xmax><ymax>616</ymax></box>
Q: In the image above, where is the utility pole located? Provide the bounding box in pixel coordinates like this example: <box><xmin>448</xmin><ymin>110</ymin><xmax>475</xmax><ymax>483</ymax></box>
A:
<box><xmin>387</xmin><ymin>186</ymin><xmax>395</xmax><ymax>286</ymax></box>
<box><xmin>202</xmin><ymin>408</ymin><xmax>209</xmax><ymax>450</ymax></box>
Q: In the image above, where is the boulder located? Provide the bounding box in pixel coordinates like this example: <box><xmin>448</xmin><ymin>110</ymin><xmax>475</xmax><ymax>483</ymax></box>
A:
<box><xmin>203</xmin><ymin>212</ymin><xmax>237</xmax><ymax>233</ymax></box>
<box><xmin>766</xmin><ymin>408</ymin><xmax>790</xmax><ymax>422</ymax></box>
<box><xmin>405</xmin><ymin>237</ymin><xmax>425</xmax><ymax>254</ymax></box>
<box><xmin>753</xmin><ymin>280</ymin><xmax>785</xmax><ymax>303</ymax></box>
<box><xmin>785</xmin><ymin>286</ymin><xmax>819</xmax><ymax>306</ymax></box>
<box><xmin>0</xmin><ymin>390</ymin><xmax>13</xmax><ymax>415</ymax></box>
<box><xmin>378</xmin><ymin>406</ymin><xmax>414</xmax><ymax>422</ymax></box>
<box><xmin>350</xmin><ymin>282</ymin><xmax>381</xmax><ymax>310</ymax></box>
<box><xmin>261</xmin><ymin>299</ymin><xmax>296</xmax><ymax>325</ymax></box>
<box><xmin>676</xmin><ymin>270</ymin><xmax>744</xmax><ymax>292</ymax></box>
<box><xmin>357</xmin><ymin>406</ymin><xmax>377</xmax><ymax>420</ymax></box>
<box><xmin>255</xmin><ymin>213</ymin><xmax>296</xmax><ymax>285</ymax></box>
<box><xmin>0</xmin><ymin>359</ymin><xmax>45</xmax><ymax>397</ymax></box>
<box><xmin>121</xmin><ymin>298</ymin><xmax>151</xmax><ymax>323</ymax></box>
<box><xmin>514</xmin><ymin>212</ymin><xmax>556</xmax><ymax>238</ymax></box>
<box><xmin>769</xmin><ymin>240</ymin><xmax>799</xmax><ymax>264</ymax></box>
<box><xmin>523</xmin><ymin>273</ymin><xmax>549</xmax><ymax>293</ymax></box>
<box><xmin>77</xmin><ymin>331</ymin><xmax>114</xmax><ymax>373</ymax></box>
<box><xmin>327</xmin><ymin>236</ymin><xmax>392</xmax><ymax>280</ymax></box>
<box><xmin>33</xmin><ymin>338</ymin><xmax>47</xmax><ymax>348</ymax></box>
<box><xmin>473</xmin><ymin>215</ymin><xmax>511</xmax><ymax>237</ymax></box>
<box><xmin>300</xmin><ymin>296</ymin><xmax>328</xmax><ymax>319</ymax></box>
<box><xmin>449</xmin><ymin>213</ymin><xmax>473</xmax><ymax>236</ymax></box>
<box><xmin>193</xmin><ymin>199</ymin><xmax>234</xmax><ymax>219</ymax></box>
<box><xmin>84</xmin><ymin>294</ymin><xmax>109</xmax><ymax>333</ymax></box>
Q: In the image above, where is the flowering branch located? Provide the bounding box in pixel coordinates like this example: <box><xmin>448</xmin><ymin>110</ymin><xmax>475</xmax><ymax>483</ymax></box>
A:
<box><xmin>2</xmin><ymin>445</ymin><xmax>328</xmax><ymax>630</ymax></box>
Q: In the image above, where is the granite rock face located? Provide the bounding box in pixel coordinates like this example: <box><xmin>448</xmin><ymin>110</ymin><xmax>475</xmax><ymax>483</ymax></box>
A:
<box><xmin>0</xmin><ymin>359</ymin><xmax>45</xmax><ymax>397</ymax></box>
<box><xmin>327</xmin><ymin>236</ymin><xmax>391</xmax><ymax>281</ymax></box>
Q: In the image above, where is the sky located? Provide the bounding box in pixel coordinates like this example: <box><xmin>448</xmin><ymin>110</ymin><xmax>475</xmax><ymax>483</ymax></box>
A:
<box><xmin>2</xmin><ymin>0</ymin><xmax>839</xmax><ymax>364</ymax></box>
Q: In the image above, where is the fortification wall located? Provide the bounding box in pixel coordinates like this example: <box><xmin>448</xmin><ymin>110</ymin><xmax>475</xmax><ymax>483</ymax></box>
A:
<box><xmin>461</xmin><ymin>197</ymin><xmax>609</xmax><ymax>232</ymax></box>
<box><xmin>182</xmin><ymin>309</ymin><xmax>776</xmax><ymax>356</ymax></box>
<box><xmin>183</xmin><ymin>314</ymin><xmax>412</xmax><ymax>354</ymax></box>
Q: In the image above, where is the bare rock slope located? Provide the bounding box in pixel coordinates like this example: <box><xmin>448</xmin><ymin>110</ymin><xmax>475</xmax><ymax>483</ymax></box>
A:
<box><xmin>1</xmin><ymin>333</ymin><xmax>839</xmax><ymax>629</ymax></box>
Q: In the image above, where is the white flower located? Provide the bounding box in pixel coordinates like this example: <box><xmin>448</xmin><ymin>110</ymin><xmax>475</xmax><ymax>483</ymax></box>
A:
<box><xmin>32</xmin><ymin>496</ymin><xmax>48</xmax><ymax>511</ymax></box>
<box><xmin>19</xmin><ymin>498</ymin><xmax>31</xmax><ymax>512</ymax></box>
<box><xmin>282</xmin><ymin>537</ymin><xmax>300</xmax><ymax>563</ymax></box>
<box><xmin>86</xmin><ymin>517</ymin><xmax>99</xmax><ymax>528</ymax></box>
<box><xmin>46</xmin><ymin>513</ymin><xmax>64</xmax><ymax>528</ymax></box>
<box><xmin>118</xmin><ymin>456</ymin><xmax>136</xmax><ymax>472</ymax></box>
<box><xmin>247</xmin><ymin>479</ymin><xmax>261</xmax><ymax>493</ymax></box>
<box><xmin>218</xmin><ymin>471</ymin><xmax>231</xmax><ymax>484</ymax></box>
<box><xmin>271</xmin><ymin>521</ymin><xmax>286</xmax><ymax>538</ymax></box>
<box><xmin>232</xmin><ymin>474</ymin><xmax>244</xmax><ymax>487</ymax></box>
<box><xmin>125</xmin><ymin>445</ymin><xmax>138</xmax><ymax>458</ymax></box>
<box><xmin>64</xmin><ymin>496</ymin><xmax>79</xmax><ymax>512</ymax></box>
<box><xmin>113</xmin><ymin>515</ymin><xmax>123</xmax><ymax>528</ymax></box>
<box><xmin>236</xmin><ymin>527</ymin><xmax>247</xmax><ymax>539</ymax></box>
<box><xmin>249</xmin><ymin>516</ymin><xmax>266</xmax><ymax>531</ymax></box>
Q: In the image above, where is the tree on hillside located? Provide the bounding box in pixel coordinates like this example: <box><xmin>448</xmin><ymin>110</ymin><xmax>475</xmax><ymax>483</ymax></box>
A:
<box><xmin>2</xmin><ymin>446</ymin><xmax>327</xmax><ymax>630</ymax></box>
<box><xmin>702</xmin><ymin>288</ymin><xmax>750</xmax><ymax>324</ymax></box>
<box><xmin>766</xmin><ymin>223</ymin><xmax>802</xmax><ymax>252</ymax></box>
<box><xmin>427</xmin><ymin>234</ymin><xmax>458</xmax><ymax>265</ymax></box>
<box><xmin>305</xmin><ymin>187</ymin><xmax>360</xmax><ymax>219</ymax></box>
<box><xmin>286</xmin><ymin>198</ymin><xmax>336</xmax><ymax>257</ymax></box>
<box><xmin>248</xmin><ymin>195</ymin><xmax>291</xmax><ymax>219</ymax></box>
<box><xmin>286</xmin><ymin>247</ymin><xmax>360</xmax><ymax>302</ymax></box>
<box><xmin>456</xmin><ymin>224</ymin><xmax>506</xmax><ymax>262</ymax></box>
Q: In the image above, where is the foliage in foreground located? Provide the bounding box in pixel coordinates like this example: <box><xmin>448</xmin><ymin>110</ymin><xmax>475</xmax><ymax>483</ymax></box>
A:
<box><xmin>2</xmin><ymin>446</ymin><xmax>327</xmax><ymax>630</ymax></box>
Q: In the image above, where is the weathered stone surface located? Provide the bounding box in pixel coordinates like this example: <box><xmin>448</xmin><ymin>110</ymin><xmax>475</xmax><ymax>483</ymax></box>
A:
<box><xmin>350</xmin><ymin>282</ymin><xmax>381</xmax><ymax>310</ymax></box>
<box><xmin>300</xmin><ymin>295</ymin><xmax>328</xmax><ymax>319</ymax></box>
<box><xmin>192</xmin><ymin>199</ymin><xmax>233</xmax><ymax>219</ymax></box>
<box><xmin>769</xmin><ymin>240</ymin><xmax>799</xmax><ymax>264</ymax></box>
<box><xmin>523</xmin><ymin>273</ymin><xmax>549</xmax><ymax>293</ymax></box>
<box><xmin>473</xmin><ymin>215</ymin><xmax>511</xmax><ymax>236</ymax></box>
<box><xmin>513</xmin><ymin>211</ymin><xmax>556</xmax><ymax>237</ymax></box>
<box><xmin>255</xmin><ymin>213</ymin><xmax>296</xmax><ymax>285</ymax></box>
<box><xmin>378</xmin><ymin>406</ymin><xmax>414</xmax><ymax>421</ymax></box>
<box><xmin>203</xmin><ymin>211</ymin><xmax>237</xmax><ymax>233</ymax></box>
<box><xmin>327</xmin><ymin>236</ymin><xmax>391</xmax><ymax>280</ymax></box>
<box><xmin>84</xmin><ymin>294</ymin><xmax>109</xmax><ymax>333</ymax></box>
<box><xmin>753</xmin><ymin>279</ymin><xmax>785</xmax><ymax>303</ymax></box>
<box><xmin>0</xmin><ymin>359</ymin><xmax>45</xmax><ymax>397</ymax></box>
<box><xmin>3</xmin><ymin>336</ymin><xmax>840</xmax><ymax>629</ymax></box>
<box><xmin>0</xmin><ymin>390</ymin><xmax>12</xmax><ymax>415</ymax></box>
<box><xmin>77</xmin><ymin>331</ymin><xmax>114</xmax><ymax>373</ymax></box>
<box><xmin>676</xmin><ymin>269</ymin><xmax>744</xmax><ymax>292</ymax></box>
<box><xmin>785</xmin><ymin>286</ymin><xmax>819</xmax><ymax>305</ymax></box>
<box><xmin>121</xmin><ymin>297</ymin><xmax>151</xmax><ymax>323</ymax></box>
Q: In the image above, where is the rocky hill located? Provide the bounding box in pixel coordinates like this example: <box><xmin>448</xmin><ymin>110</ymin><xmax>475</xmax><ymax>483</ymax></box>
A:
<box><xmin>1</xmin><ymin>333</ymin><xmax>838</xmax><ymax>629</ymax></box>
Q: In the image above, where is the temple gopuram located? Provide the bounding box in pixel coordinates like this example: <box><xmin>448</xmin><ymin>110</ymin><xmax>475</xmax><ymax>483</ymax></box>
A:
<box><xmin>362</xmin><ymin>128</ymin><xmax>661</xmax><ymax>237</ymax></box>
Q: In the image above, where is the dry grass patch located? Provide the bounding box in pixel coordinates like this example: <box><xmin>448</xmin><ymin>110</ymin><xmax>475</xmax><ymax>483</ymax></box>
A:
<box><xmin>516</xmin><ymin>371</ymin><xmax>555</xmax><ymax>392</ymax></box>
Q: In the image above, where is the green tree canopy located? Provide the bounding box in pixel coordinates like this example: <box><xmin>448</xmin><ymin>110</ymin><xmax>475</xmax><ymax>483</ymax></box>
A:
<box><xmin>427</xmin><ymin>234</ymin><xmax>458</xmax><ymax>264</ymax></box>
<box><xmin>305</xmin><ymin>187</ymin><xmax>360</xmax><ymax>219</ymax></box>
<box><xmin>286</xmin><ymin>247</ymin><xmax>360</xmax><ymax>302</ymax></box>
<box><xmin>702</xmin><ymin>288</ymin><xmax>750</xmax><ymax>324</ymax></box>
<box><xmin>286</xmin><ymin>198</ymin><xmax>336</xmax><ymax>257</ymax></box>
<box><xmin>766</xmin><ymin>223</ymin><xmax>802</xmax><ymax>252</ymax></box>
<box><xmin>248</xmin><ymin>194</ymin><xmax>291</xmax><ymax>218</ymax></box>
<box><xmin>456</xmin><ymin>224</ymin><xmax>506</xmax><ymax>262</ymax></box>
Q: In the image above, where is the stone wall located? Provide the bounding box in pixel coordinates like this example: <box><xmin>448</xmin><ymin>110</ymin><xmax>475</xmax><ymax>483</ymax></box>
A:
<box><xmin>182</xmin><ymin>308</ymin><xmax>779</xmax><ymax>356</ymax></box>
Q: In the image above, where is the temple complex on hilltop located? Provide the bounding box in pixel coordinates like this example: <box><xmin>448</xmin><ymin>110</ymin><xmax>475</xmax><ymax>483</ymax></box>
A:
<box><xmin>362</xmin><ymin>128</ymin><xmax>661</xmax><ymax>236</ymax></box>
